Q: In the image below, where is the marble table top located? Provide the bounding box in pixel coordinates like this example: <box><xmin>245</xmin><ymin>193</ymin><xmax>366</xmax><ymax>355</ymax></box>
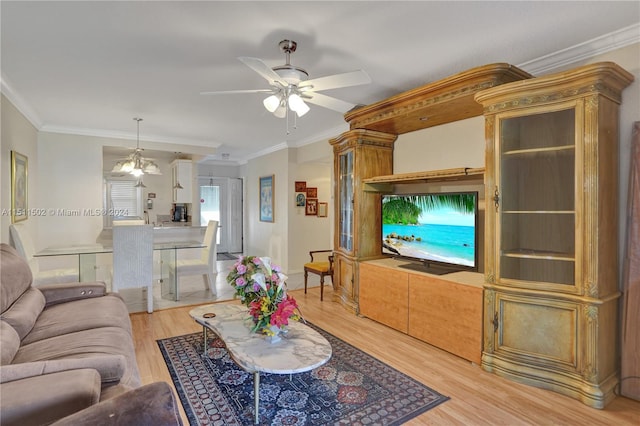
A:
<box><xmin>190</xmin><ymin>304</ymin><xmax>332</xmax><ymax>374</ymax></box>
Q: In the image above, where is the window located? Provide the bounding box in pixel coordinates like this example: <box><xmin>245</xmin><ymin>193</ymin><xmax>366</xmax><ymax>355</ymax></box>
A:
<box><xmin>104</xmin><ymin>178</ymin><xmax>143</xmax><ymax>227</ymax></box>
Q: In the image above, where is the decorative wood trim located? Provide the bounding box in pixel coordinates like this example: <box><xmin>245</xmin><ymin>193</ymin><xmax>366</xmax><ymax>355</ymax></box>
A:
<box><xmin>344</xmin><ymin>63</ymin><xmax>532</xmax><ymax>134</ymax></box>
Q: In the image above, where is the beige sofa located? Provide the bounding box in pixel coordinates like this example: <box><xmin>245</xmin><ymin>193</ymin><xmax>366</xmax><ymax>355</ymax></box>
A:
<box><xmin>0</xmin><ymin>243</ymin><xmax>182</xmax><ymax>425</ymax></box>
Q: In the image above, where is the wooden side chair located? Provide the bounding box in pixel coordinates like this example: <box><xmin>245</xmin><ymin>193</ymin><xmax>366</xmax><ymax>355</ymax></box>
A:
<box><xmin>304</xmin><ymin>250</ymin><xmax>334</xmax><ymax>301</ymax></box>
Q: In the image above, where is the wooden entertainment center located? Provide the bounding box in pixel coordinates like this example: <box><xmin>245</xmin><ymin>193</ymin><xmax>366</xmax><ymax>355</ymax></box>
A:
<box><xmin>331</xmin><ymin>61</ymin><xmax>634</xmax><ymax>408</ymax></box>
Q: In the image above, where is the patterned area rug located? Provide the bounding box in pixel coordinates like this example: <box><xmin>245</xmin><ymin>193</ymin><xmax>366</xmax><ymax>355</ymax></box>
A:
<box><xmin>157</xmin><ymin>323</ymin><xmax>449</xmax><ymax>425</ymax></box>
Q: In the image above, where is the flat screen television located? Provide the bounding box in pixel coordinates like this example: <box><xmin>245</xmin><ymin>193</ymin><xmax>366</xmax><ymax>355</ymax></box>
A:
<box><xmin>381</xmin><ymin>191</ymin><xmax>478</xmax><ymax>275</ymax></box>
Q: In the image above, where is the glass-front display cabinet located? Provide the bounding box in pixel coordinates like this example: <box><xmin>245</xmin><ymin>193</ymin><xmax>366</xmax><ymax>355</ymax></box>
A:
<box><xmin>330</xmin><ymin>129</ymin><xmax>396</xmax><ymax>313</ymax></box>
<box><xmin>475</xmin><ymin>62</ymin><xmax>634</xmax><ymax>409</ymax></box>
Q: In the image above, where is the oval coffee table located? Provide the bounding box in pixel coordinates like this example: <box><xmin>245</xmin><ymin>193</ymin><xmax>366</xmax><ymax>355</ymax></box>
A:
<box><xmin>190</xmin><ymin>304</ymin><xmax>332</xmax><ymax>424</ymax></box>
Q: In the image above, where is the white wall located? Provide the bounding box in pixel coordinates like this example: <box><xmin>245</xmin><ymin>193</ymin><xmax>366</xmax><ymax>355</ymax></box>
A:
<box><xmin>1</xmin><ymin>95</ymin><xmax>39</xmax><ymax>244</ymax></box>
<box><xmin>288</xmin><ymin>157</ymin><xmax>333</xmax><ymax>274</ymax></box>
<box><xmin>241</xmin><ymin>149</ymin><xmax>290</xmax><ymax>270</ymax></box>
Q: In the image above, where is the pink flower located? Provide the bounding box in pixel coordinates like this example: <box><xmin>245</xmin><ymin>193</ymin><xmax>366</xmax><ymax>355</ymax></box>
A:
<box><xmin>270</xmin><ymin>295</ymin><xmax>298</xmax><ymax>327</ymax></box>
<box><xmin>236</xmin><ymin>264</ymin><xmax>247</xmax><ymax>274</ymax></box>
<box><xmin>235</xmin><ymin>277</ymin><xmax>246</xmax><ymax>287</ymax></box>
<box><xmin>253</xmin><ymin>258</ymin><xmax>262</xmax><ymax>266</ymax></box>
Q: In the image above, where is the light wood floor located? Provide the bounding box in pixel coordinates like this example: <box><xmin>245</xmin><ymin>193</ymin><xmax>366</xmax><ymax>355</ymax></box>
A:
<box><xmin>131</xmin><ymin>286</ymin><xmax>640</xmax><ymax>425</ymax></box>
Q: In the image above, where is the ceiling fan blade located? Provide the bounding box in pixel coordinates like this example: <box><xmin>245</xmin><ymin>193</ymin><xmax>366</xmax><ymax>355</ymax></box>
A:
<box><xmin>200</xmin><ymin>89</ymin><xmax>273</xmax><ymax>95</ymax></box>
<box><xmin>303</xmin><ymin>92</ymin><xmax>357</xmax><ymax>113</ymax></box>
<box><xmin>238</xmin><ymin>57</ymin><xmax>288</xmax><ymax>87</ymax></box>
<box><xmin>299</xmin><ymin>69</ymin><xmax>371</xmax><ymax>92</ymax></box>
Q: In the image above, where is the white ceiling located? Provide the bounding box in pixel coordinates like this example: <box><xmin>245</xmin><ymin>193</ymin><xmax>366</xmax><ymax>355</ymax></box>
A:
<box><xmin>2</xmin><ymin>1</ymin><xmax>639</xmax><ymax>164</ymax></box>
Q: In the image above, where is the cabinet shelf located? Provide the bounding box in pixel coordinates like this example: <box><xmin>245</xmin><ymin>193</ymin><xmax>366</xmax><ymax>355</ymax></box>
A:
<box><xmin>503</xmin><ymin>145</ymin><xmax>574</xmax><ymax>156</ymax></box>
<box><xmin>502</xmin><ymin>248</ymin><xmax>575</xmax><ymax>261</ymax></box>
<box><xmin>502</xmin><ymin>210</ymin><xmax>574</xmax><ymax>214</ymax></box>
<box><xmin>363</xmin><ymin>167</ymin><xmax>484</xmax><ymax>192</ymax></box>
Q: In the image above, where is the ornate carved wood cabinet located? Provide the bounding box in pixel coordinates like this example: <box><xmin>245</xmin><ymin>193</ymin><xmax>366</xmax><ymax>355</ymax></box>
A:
<box><xmin>329</xmin><ymin>130</ymin><xmax>396</xmax><ymax>313</ymax></box>
<box><xmin>475</xmin><ymin>62</ymin><xmax>634</xmax><ymax>408</ymax></box>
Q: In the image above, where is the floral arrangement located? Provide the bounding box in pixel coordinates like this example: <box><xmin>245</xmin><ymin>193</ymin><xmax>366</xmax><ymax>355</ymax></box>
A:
<box><xmin>227</xmin><ymin>255</ymin><xmax>301</xmax><ymax>336</ymax></box>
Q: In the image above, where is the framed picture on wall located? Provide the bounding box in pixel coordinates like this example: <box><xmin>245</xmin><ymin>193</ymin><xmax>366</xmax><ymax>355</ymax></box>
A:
<box><xmin>295</xmin><ymin>181</ymin><xmax>307</xmax><ymax>192</ymax></box>
<box><xmin>296</xmin><ymin>192</ymin><xmax>306</xmax><ymax>207</ymax></box>
<box><xmin>306</xmin><ymin>198</ymin><xmax>318</xmax><ymax>216</ymax></box>
<box><xmin>306</xmin><ymin>187</ymin><xmax>317</xmax><ymax>198</ymax></box>
<box><xmin>317</xmin><ymin>202</ymin><xmax>328</xmax><ymax>217</ymax></box>
<box><xmin>11</xmin><ymin>150</ymin><xmax>28</xmax><ymax>223</ymax></box>
<box><xmin>259</xmin><ymin>175</ymin><xmax>274</xmax><ymax>222</ymax></box>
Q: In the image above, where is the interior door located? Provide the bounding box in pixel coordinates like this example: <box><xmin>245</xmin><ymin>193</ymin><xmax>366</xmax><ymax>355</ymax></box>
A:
<box><xmin>199</xmin><ymin>177</ymin><xmax>243</xmax><ymax>254</ymax></box>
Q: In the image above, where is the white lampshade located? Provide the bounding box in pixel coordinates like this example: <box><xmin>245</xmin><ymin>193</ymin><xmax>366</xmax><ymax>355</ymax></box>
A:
<box><xmin>288</xmin><ymin>94</ymin><xmax>309</xmax><ymax>117</ymax></box>
<box><xmin>273</xmin><ymin>104</ymin><xmax>287</xmax><ymax>118</ymax></box>
<box><xmin>263</xmin><ymin>95</ymin><xmax>281</xmax><ymax>113</ymax></box>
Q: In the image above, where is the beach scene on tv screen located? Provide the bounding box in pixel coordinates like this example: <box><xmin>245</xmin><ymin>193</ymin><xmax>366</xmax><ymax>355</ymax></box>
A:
<box><xmin>382</xmin><ymin>193</ymin><xmax>476</xmax><ymax>267</ymax></box>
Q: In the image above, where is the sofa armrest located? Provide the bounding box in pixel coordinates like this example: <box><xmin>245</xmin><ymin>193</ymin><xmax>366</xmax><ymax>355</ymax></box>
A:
<box><xmin>51</xmin><ymin>381</ymin><xmax>184</xmax><ymax>426</ymax></box>
<box><xmin>37</xmin><ymin>281</ymin><xmax>107</xmax><ymax>306</ymax></box>
<box><xmin>1</xmin><ymin>355</ymin><xmax>126</xmax><ymax>385</ymax></box>
<box><xmin>0</xmin><ymin>368</ymin><xmax>101</xmax><ymax>426</ymax></box>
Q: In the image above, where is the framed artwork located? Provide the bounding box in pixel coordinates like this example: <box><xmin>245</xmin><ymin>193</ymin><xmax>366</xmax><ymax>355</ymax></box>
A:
<box><xmin>296</xmin><ymin>192</ymin><xmax>306</xmax><ymax>207</ymax></box>
<box><xmin>317</xmin><ymin>202</ymin><xmax>328</xmax><ymax>217</ymax></box>
<box><xmin>11</xmin><ymin>151</ymin><xmax>28</xmax><ymax>223</ymax></box>
<box><xmin>295</xmin><ymin>181</ymin><xmax>307</xmax><ymax>192</ymax></box>
<box><xmin>259</xmin><ymin>175</ymin><xmax>274</xmax><ymax>222</ymax></box>
<box><xmin>306</xmin><ymin>198</ymin><xmax>318</xmax><ymax>216</ymax></box>
<box><xmin>306</xmin><ymin>187</ymin><xmax>317</xmax><ymax>198</ymax></box>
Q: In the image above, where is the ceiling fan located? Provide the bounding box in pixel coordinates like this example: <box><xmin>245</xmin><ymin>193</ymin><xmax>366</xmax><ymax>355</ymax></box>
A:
<box><xmin>200</xmin><ymin>40</ymin><xmax>371</xmax><ymax>119</ymax></box>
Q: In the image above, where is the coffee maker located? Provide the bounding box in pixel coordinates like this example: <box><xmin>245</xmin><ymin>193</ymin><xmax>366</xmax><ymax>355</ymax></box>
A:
<box><xmin>173</xmin><ymin>204</ymin><xmax>187</xmax><ymax>222</ymax></box>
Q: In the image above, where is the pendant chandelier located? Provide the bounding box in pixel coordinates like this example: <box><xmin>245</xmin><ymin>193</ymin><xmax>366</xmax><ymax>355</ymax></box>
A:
<box><xmin>112</xmin><ymin>118</ymin><xmax>161</xmax><ymax>176</ymax></box>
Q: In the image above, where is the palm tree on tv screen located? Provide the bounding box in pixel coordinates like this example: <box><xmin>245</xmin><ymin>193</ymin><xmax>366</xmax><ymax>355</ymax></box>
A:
<box><xmin>382</xmin><ymin>194</ymin><xmax>475</xmax><ymax>224</ymax></box>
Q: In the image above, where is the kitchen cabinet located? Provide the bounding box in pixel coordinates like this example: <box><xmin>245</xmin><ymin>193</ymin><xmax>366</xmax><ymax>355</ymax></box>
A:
<box><xmin>171</xmin><ymin>160</ymin><xmax>193</xmax><ymax>204</ymax></box>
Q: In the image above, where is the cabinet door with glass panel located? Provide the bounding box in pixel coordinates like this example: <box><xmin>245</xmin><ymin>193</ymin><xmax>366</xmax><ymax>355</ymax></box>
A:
<box><xmin>495</xmin><ymin>103</ymin><xmax>580</xmax><ymax>294</ymax></box>
<box><xmin>338</xmin><ymin>149</ymin><xmax>354</xmax><ymax>254</ymax></box>
<box><xmin>476</xmin><ymin>61</ymin><xmax>634</xmax><ymax>409</ymax></box>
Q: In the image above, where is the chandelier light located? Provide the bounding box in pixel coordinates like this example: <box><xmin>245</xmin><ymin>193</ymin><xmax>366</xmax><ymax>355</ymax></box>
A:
<box><xmin>112</xmin><ymin>117</ymin><xmax>161</xmax><ymax>176</ymax></box>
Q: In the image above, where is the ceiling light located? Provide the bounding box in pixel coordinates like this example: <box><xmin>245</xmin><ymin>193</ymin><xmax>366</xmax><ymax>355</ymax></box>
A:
<box><xmin>112</xmin><ymin>118</ymin><xmax>161</xmax><ymax>176</ymax></box>
<box><xmin>263</xmin><ymin>95</ymin><xmax>280</xmax><ymax>113</ymax></box>
<box><xmin>288</xmin><ymin>94</ymin><xmax>310</xmax><ymax>117</ymax></box>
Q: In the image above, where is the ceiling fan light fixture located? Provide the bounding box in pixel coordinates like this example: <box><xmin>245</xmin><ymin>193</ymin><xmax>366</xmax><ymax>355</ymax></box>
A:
<box><xmin>288</xmin><ymin>93</ymin><xmax>310</xmax><ymax>117</ymax></box>
<box><xmin>263</xmin><ymin>94</ymin><xmax>281</xmax><ymax>113</ymax></box>
<box><xmin>273</xmin><ymin>103</ymin><xmax>287</xmax><ymax>118</ymax></box>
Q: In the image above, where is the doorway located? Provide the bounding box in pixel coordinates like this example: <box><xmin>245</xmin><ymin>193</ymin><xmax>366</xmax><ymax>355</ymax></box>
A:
<box><xmin>198</xmin><ymin>177</ymin><xmax>243</xmax><ymax>253</ymax></box>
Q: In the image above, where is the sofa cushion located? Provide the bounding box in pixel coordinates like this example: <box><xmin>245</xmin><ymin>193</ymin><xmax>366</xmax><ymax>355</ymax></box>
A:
<box><xmin>0</xmin><ymin>287</ymin><xmax>46</xmax><ymax>341</ymax></box>
<box><xmin>0</xmin><ymin>243</ymin><xmax>35</xmax><ymax>313</ymax></box>
<box><xmin>13</xmin><ymin>327</ymin><xmax>141</xmax><ymax>388</ymax></box>
<box><xmin>21</xmin><ymin>294</ymin><xmax>133</xmax><ymax>345</ymax></box>
<box><xmin>0</xmin><ymin>320</ymin><xmax>20</xmax><ymax>365</ymax></box>
<box><xmin>51</xmin><ymin>381</ymin><xmax>183</xmax><ymax>426</ymax></box>
<box><xmin>0</xmin><ymin>369</ymin><xmax>101</xmax><ymax>426</ymax></box>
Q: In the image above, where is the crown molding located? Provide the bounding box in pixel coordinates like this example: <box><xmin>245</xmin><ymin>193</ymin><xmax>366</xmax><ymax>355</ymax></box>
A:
<box><xmin>39</xmin><ymin>124</ymin><xmax>221</xmax><ymax>150</ymax></box>
<box><xmin>1</xmin><ymin>73</ymin><xmax>43</xmax><ymax>129</ymax></box>
<box><xmin>294</xmin><ymin>123</ymin><xmax>350</xmax><ymax>148</ymax></box>
<box><xmin>518</xmin><ymin>23</ymin><xmax>640</xmax><ymax>75</ymax></box>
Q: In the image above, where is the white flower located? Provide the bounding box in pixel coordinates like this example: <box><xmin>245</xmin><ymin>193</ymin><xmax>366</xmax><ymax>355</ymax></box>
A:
<box><xmin>251</xmin><ymin>272</ymin><xmax>267</xmax><ymax>291</ymax></box>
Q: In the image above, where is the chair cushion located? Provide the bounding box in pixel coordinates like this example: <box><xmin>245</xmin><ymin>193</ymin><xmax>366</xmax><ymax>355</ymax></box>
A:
<box><xmin>1</xmin><ymin>320</ymin><xmax>20</xmax><ymax>365</ymax></box>
<box><xmin>1</xmin><ymin>288</ymin><xmax>46</xmax><ymax>341</ymax></box>
<box><xmin>304</xmin><ymin>261</ymin><xmax>331</xmax><ymax>273</ymax></box>
<box><xmin>1</xmin><ymin>244</ymin><xmax>35</xmax><ymax>313</ymax></box>
<box><xmin>175</xmin><ymin>258</ymin><xmax>210</xmax><ymax>276</ymax></box>
<box><xmin>14</xmin><ymin>327</ymin><xmax>141</xmax><ymax>388</ymax></box>
<box><xmin>21</xmin><ymin>294</ymin><xmax>133</xmax><ymax>345</ymax></box>
<box><xmin>0</xmin><ymin>369</ymin><xmax>101</xmax><ymax>426</ymax></box>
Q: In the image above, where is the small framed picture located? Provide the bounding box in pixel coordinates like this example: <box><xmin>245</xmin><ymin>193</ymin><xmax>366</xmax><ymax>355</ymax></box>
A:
<box><xmin>306</xmin><ymin>187</ymin><xmax>317</xmax><ymax>198</ymax></box>
<box><xmin>317</xmin><ymin>202</ymin><xmax>328</xmax><ymax>217</ymax></box>
<box><xmin>295</xmin><ymin>192</ymin><xmax>306</xmax><ymax>207</ymax></box>
<box><xmin>295</xmin><ymin>181</ymin><xmax>306</xmax><ymax>192</ymax></box>
<box><xmin>305</xmin><ymin>198</ymin><xmax>318</xmax><ymax>216</ymax></box>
